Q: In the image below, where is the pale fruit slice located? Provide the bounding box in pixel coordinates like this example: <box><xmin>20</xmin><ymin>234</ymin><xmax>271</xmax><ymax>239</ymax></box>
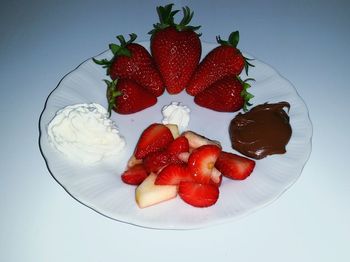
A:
<box><xmin>135</xmin><ymin>173</ymin><xmax>178</xmax><ymax>208</ymax></box>
<box><xmin>211</xmin><ymin>167</ymin><xmax>222</xmax><ymax>185</ymax></box>
<box><xmin>166</xmin><ymin>124</ymin><xmax>180</xmax><ymax>139</ymax></box>
<box><xmin>182</xmin><ymin>131</ymin><xmax>221</xmax><ymax>150</ymax></box>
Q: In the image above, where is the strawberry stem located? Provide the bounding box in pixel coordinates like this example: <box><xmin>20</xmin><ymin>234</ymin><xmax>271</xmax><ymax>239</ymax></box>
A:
<box><xmin>216</xmin><ymin>31</ymin><xmax>255</xmax><ymax>75</ymax></box>
<box><xmin>149</xmin><ymin>4</ymin><xmax>200</xmax><ymax>35</ymax></box>
<box><xmin>216</xmin><ymin>31</ymin><xmax>239</xmax><ymax>47</ymax></box>
<box><xmin>93</xmin><ymin>33</ymin><xmax>137</xmax><ymax>75</ymax></box>
<box><xmin>243</xmin><ymin>57</ymin><xmax>255</xmax><ymax>75</ymax></box>
<box><xmin>104</xmin><ymin>79</ymin><xmax>122</xmax><ymax>117</ymax></box>
<box><xmin>237</xmin><ymin>76</ymin><xmax>255</xmax><ymax>112</ymax></box>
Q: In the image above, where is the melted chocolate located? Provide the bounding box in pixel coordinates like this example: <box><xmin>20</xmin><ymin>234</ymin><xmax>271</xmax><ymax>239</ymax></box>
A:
<box><xmin>229</xmin><ymin>102</ymin><xmax>292</xmax><ymax>159</ymax></box>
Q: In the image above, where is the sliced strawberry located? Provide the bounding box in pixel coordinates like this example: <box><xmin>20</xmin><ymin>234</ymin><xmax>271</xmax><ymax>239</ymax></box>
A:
<box><xmin>187</xmin><ymin>145</ymin><xmax>221</xmax><ymax>184</ymax></box>
<box><xmin>134</xmin><ymin>123</ymin><xmax>174</xmax><ymax>159</ymax></box>
<box><xmin>167</xmin><ymin>136</ymin><xmax>189</xmax><ymax>155</ymax></box>
<box><xmin>121</xmin><ymin>164</ymin><xmax>149</xmax><ymax>185</ymax></box>
<box><xmin>127</xmin><ymin>154</ymin><xmax>143</xmax><ymax>168</ymax></box>
<box><xmin>178</xmin><ymin>181</ymin><xmax>219</xmax><ymax>207</ymax></box>
<box><xmin>155</xmin><ymin>163</ymin><xmax>193</xmax><ymax>185</ymax></box>
<box><xmin>215</xmin><ymin>151</ymin><xmax>255</xmax><ymax>180</ymax></box>
<box><xmin>143</xmin><ymin>150</ymin><xmax>171</xmax><ymax>173</ymax></box>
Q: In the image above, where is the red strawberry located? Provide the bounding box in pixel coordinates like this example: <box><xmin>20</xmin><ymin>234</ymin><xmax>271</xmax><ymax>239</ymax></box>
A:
<box><xmin>121</xmin><ymin>164</ymin><xmax>149</xmax><ymax>185</ymax></box>
<box><xmin>167</xmin><ymin>136</ymin><xmax>189</xmax><ymax>155</ymax></box>
<box><xmin>143</xmin><ymin>136</ymin><xmax>189</xmax><ymax>173</ymax></box>
<box><xmin>194</xmin><ymin>76</ymin><xmax>254</xmax><ymax>112</ymax></box>
<box><xmin>215</xmin><ymin>151</ymin><xmax>256</xmax><ymax>180</ymax></box>
<box><xmin>187</xmin><ymin>144</ymin><xmax>221</xmax><ymax>184</ymax></box>
<box><xmin>149</xmin><ymin>4</ymin><xmax>201</xmax><ymax>94</ymax></box>
<box><xmin>155</xmin><ymin>163</ymin><xmax>193</xmax><ymax>185</ymax></box>
<box><xmin>94</xmin><ymin>34</ymin><xmax>164</xmax><ymax>97</ymax></box>
<box><xmin>186</xmin><ymin>31</ymin><xmax>254</xmax><ymax>96</ymax></box>
<box><xmin>105</xmin><ymin>79</ymin><xmax>157</xmax><ymax>115</ymax></box>
<box><xmin>134</xmin><ymin>123</ymin><xmax>174</xmax><ymax>159</ymax></box>
<box><xmin>143</xmin><ymin>150</ymin><xmax>171</xmax><ymax>173</ymax></box>
<box><xmin>178</xmin><ymin>181</ymin><xmax>219</xmax><ymax>207</ymax></box>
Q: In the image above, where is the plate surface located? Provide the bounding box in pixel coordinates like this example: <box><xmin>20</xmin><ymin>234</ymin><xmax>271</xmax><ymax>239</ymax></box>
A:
<box><xmin>39</xmin><ymin>42</ymin><xmax>312</xmax><ymax>229</ymax></box>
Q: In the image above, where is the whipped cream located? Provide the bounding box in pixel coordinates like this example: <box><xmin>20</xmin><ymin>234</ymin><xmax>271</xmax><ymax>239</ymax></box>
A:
<box><xmin>47</xmin><ymin>103</ymin><xmax>126</xmax><ymax>164</ymax></box>
<box><xmin>162</xmin><ymin>102</ymin><xmax>190</xmax><ymax>132</ymax></box>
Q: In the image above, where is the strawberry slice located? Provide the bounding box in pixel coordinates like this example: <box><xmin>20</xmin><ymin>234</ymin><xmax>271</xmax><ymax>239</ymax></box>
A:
<box><xmin>215</xmin><ymin>151</ymin><xmax>255</xmax><ymax>180</ymax></box>
<box><xmin>143</xmin><ymin>150</ymin><xmax>171</xmax><ymax>173</ymax></box>
<box><xmin>167</xmin><ymin>136</ymin><xmax>189</xmax><ymax>155</ymax></box>
<box><xmin>155</xmin><ymin>163</ymin><xmax>193</xmax><ymax>185</ymax></box>
<box><xmin>134</xmin><ymin>123</ymin><xmax>174</xmax><ymax>159</ymax></box>
<box><xmin>166</xmin><ymin>136</ymin><xmax>190</xmax><ymax>163</ymax></box>
<box><xmin>121</xmin><ymin>164</ymin><xmax>149</xmax><ymax>185</ymax></box>
<box><xmin>178</xmin><ymin>181</ymin><xmax>219</xmax><ymax>207</ymax></box>
<box><xmin>187</xmin><ymin>145</ymin><xmax>221</xmax><ymax>184</ymax></box>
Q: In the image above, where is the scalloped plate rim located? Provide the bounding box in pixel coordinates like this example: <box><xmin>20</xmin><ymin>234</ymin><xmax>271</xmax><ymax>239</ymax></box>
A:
<box><xmin>39</xmin><ymin>42</ymin><xmax>312</xmax><ymax>229</ymax></box>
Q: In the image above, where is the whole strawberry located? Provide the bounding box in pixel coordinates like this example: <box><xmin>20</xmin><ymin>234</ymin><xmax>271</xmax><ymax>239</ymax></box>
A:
<box><xmin>149</xmin><ymin>4</ymin><xmax>201</xmax><ymax>94</ymax></box>
<box><xmin>94</xmin><ymin>34</ymin><xmax>164</xmax><ymax>97</ymax></box>
<box><xmin>105</xmin><ymin>79</ymin><xmax>157</xmax><ymax>115</ymax></box>
<box><xmin>194</xmin><ymin>76</ymin><xmax>254</xmax><ymax>112</ymax></box>
<box><xmin>186</xmin><ymin>31</ymin><xmax>254</xmax><ymax>96</ymax></box>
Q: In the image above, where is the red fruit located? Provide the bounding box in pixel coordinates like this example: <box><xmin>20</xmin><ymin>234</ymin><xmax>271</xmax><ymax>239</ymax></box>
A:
<box><xmin>155</xmin><ymin>163</ymin><xmax>193</xmax><ymax>185</ymax></box>
<box><xmin>121</xmin><ymin>164</ymin><xmax>149</xmax><ymax>185</ymax></box>
<box><xmin>150</xmin><ymin>4</ymin><xmax>201</xmax><ymax>94</ymax></box>
<box><xmin>178</xmin><ymin>181</ymin><xmax>219</xmax><ymax>207</ymax></box>
<box><xmin>94</xmin><ymin>34</ymin><xmax>164</xmax><ymax>97</ymax></box>
<box><xmin>215</xmin><ymin>151</ymin><xmax>256</xmax><ymax>180</ymax></box>
<box><xmin>105</xmin><ymin>79</ymin><xmax>157</xmax><ymax>115</ymax></box>
<box><xmin>167</xmin><ymin>136</ymin><xmax>190</xmax><ymax>156</ymax></box>
<box><xmin>194</xmin><ymin>75</ymin><xmax>254</xmax><ymax>112</ymax></box>
<box><xmin>187</xmin><ymin>145</ymin><xmax>221</xmax><ymax>184</ymax></box>
<box><xmin>134</xmin><ymin>123</ymin><xmax>174</xmax><ymax>159</ymax></box>
<box><xmin>143</xmin><ymin>150</ymin><xmax>171</xmax><ymax>173</ymax></box>
<box><xmin>186</xmin><ymin>31</ymin><xmax>254</xmax><ymax>96</ymax></box>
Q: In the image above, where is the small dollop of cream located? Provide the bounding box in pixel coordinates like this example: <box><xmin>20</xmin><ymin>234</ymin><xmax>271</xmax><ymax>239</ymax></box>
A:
<box><xmin>162</xmin><ymin>102</ymin><xmax>190</xmax><ymax>132</ymax></box>
<box><xmin>47</xmin><ymin>103</ymin><xmax>126</xmax><ymax>164</ymax></box>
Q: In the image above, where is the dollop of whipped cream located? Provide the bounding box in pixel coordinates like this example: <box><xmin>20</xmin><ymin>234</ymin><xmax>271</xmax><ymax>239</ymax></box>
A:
<box><xmin>47</xmin><ymin>103</ymin><xmax>126</xmax><ymax>164</ymax></box>
<box><xmin>161</xmin><ymin>102</ymin><xmax>190</xmax><ymax>132</ymax></box>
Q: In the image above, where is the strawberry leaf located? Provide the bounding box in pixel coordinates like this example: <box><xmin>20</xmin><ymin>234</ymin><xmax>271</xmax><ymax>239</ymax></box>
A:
<box><xmin>149</xmin><ymin>4</ymin><xmax>201</xmax><ymax>35</ymax></box>
<box><xmin>238</xmin><ymin>77</ymin><xmax>255</xmax><ymax>112</ymax></box>
<box><xmin>104</xmin><ymin>79</ymin><xmax>122</xmax><ymax>117</ymax></box>
<box><xmin>93</xmin><ymin>33</ymin><xmax>137</xmax><ymax>74</ymax></box>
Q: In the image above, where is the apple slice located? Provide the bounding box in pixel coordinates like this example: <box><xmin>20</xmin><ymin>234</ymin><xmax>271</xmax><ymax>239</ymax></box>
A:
<box><xmin>165</xmin><ymin>124</ymin><xmax>180</xmax><ymax>139</ymax></box>
<box><xmin>182</xmin><ymin>131</ymin><xmax>221</xmax><ymax>150</ymax></box>
<box><xmin>135</xmin><ymin>173</ymin><xmax>177</xmax><ymax>208</ymax></box>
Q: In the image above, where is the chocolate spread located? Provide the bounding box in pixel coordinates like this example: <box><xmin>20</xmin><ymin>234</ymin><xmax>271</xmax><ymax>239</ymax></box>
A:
<box><xmin>229</xmin><ymin>102</ymin><xmax>292</xmax><ymax>159</ymax></box>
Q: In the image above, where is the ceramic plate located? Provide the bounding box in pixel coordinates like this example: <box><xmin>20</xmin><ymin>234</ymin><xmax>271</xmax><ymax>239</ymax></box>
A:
<box><xmin>39</xmin><ymin>42</ymin><xmax>312</xmax><ymax>229</ymax></box>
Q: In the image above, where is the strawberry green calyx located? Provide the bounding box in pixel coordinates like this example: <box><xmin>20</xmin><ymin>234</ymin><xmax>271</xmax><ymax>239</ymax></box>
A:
<box><xmin>93</xmin><ymin>33</ymin><xmax>137</xmax><ymax>73</ymax></box>
<box><xmin>104</xmin><ymin>79</ymin><xmax>122</xmax><ymax>117</ymax></box>
<box><xmin>216</xmin><ymin>31</ymin><xmax>240</xmax><ymax>48</ymax></box>
<box><xmin>149</xmin><ymin>4</ymin><xmax>200</xmax><ymax>35</ymax></box>
<box><xmin>238</xmin><ymin>77</ymin><xmax>255</xmax><ymax>112</ymax></box>
<box><xmin>216</xmin><ymin>31</ymin><xmax>255</xmax><ymax>75</ymax></box>
<box><xmin>244</xmin><ymin>57</ymin><xmax>255</xmax><ymax>76</ymax></box>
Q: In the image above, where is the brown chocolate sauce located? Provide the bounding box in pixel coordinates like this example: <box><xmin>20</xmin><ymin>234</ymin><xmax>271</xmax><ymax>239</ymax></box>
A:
<box><xmin>229</xmin><ymin>102</ymin><xmax>292</xmax><ymax>159</ymax></box>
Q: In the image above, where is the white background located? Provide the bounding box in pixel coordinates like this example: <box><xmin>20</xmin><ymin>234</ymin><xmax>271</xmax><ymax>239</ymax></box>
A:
<box><xmin>1</xmin><ymin>0</ymin><xmax>349</xmax><ymax>261</ymax></box>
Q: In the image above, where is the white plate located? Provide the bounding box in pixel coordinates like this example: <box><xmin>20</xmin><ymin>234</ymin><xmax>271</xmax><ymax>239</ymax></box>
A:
<box><xmin>39</xmin><ymin>42</ymin><xmax>312</xmax><ymax>229</ymax></box>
